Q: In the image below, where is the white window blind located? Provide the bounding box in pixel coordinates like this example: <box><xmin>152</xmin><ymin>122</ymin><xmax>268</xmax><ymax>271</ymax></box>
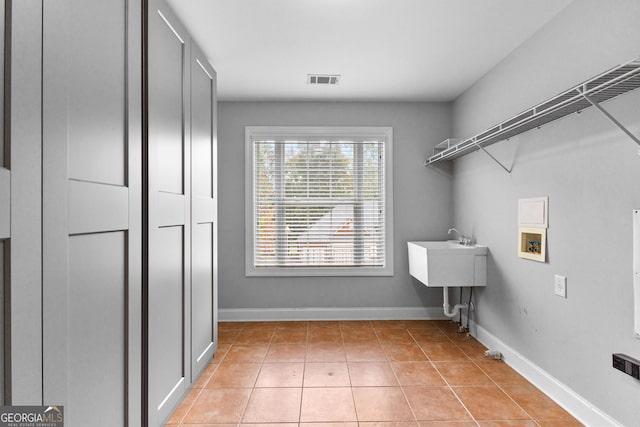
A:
<box><xmin>246</xmin><ymin>126</ymin><xmax>393</xmax><ymax>276</ymax></box>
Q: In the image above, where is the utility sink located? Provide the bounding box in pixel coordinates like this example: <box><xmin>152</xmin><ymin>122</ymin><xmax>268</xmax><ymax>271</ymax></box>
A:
<box><xmin>407</xmin><ymin>240</ymin><xmax>487</xmax><ymax>287</ymax></box>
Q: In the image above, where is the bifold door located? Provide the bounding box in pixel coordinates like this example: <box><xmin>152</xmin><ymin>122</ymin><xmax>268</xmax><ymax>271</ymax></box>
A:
<box><xmin>2</xmin><ymin>1</ymin><xmax>215</xmax><ymax>424</ymax></box>
<box><xmin>0</xmin><ymin>0</ymin><xmax>7</xmax><ymax>404</ymax></box>
<box><xmin>41</xmin><ymin>1</ymin><xmax>142</xmax><ymax>426</ymax></box>
<box><xmin>147</xmin><ymin>4</ymin><xmax>191</xmax><ymax>424</ymax></box>
<box><xmin>4</xmin><ymin>0</ymin><xmax>44</xmax><ymax>405</ymax></box>
<box><xmin>189</xmin><ymin>42</ymin><xmax>218</xmax><ymax>383</ymax></box>
<box><xmin>147</xmin><ymin>2</ymin><xmax>218</xmax><ymax>424</ymax></box>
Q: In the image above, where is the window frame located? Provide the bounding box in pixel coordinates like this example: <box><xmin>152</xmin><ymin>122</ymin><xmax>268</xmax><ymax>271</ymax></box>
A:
<box><xmin>245</xmin><ymin>126</ymin><xmax>394</xmax><ymax>277</ymax></box>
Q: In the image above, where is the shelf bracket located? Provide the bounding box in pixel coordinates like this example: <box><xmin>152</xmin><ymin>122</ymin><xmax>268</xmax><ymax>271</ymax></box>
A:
<box><xmin>578</xmin><ymin>89</ymin><xmax>640</xmax><ymax>147</ymax></box>
<box><xmin>473</xmin><ymin>141</ymin><xmax>513</xmax><ymax>173</ymax></box>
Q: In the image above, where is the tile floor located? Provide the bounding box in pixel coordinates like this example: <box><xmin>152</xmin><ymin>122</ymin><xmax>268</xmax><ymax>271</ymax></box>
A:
<box><xmin>165</xmin><ymin>320</ymin><xmax>583</xmax><ymax>427</ymax></box>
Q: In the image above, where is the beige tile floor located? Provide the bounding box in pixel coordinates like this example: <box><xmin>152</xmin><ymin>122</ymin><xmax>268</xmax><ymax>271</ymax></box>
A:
<box><xmin>165</xmin><ymin>320</ymin><xmax>583</xmax><ymax>427</ymax></box>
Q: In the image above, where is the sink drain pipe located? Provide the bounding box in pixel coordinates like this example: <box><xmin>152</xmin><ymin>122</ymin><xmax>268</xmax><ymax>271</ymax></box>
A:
<box><xmin>442</xmin><ymin>286</ymin><xmax>468</xmax><ymax>318</ymax></box>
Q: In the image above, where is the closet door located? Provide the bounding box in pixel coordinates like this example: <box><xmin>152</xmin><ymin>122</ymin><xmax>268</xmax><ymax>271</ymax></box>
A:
<box><xmin>0</xmin><ymin>3</ymin><xmax>6</xmax><ymax>245</ymax></box>
<box><xmin>41</xmin><ymin>1</ymin><xmax>142</xmax><ymax>426</ymax></box>
<box><xmin>5</xmin><ymin>0</ymin><xmax>43</xmax><ymax>405</ymax></box>
<box><xmin>190</xmin><ymin>43</ymin><xmax>218</xmax><ymax>380</ymax></box>
<box><xmin>0</xmin><ymin>0</ymin><xmax>7</xmax><ymax>404</ymax></box>
<box><xmin>147</xmin><ymin>3</ymin><xmax>191</xmax><ymax>424</ymax></box>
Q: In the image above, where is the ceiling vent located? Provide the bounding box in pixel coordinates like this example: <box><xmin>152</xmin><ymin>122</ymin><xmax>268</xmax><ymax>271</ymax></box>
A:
<box><xmin>307</xmin><ymin>74</ymin><xmax>340</xmax><ymax>85</ymax></box>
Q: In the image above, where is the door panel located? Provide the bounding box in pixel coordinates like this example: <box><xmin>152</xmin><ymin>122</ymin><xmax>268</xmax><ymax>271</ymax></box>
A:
<box><xmin>0</xmin><ymin>0</ymin><xmax>4</xmax><ymax>378</ymax></box>
<box><xmin>157</xmin><ymin>192</ymin><xmax>186</xmax><ymax>226</ymax></box>
<box><xmin>191</xmin><ymin>60</ymin><xmax>213</xmax><ymax>199</ymax></box>
<box><xmin>147</xmin><ymin>4</ymin><xmax>191</xmax><ymax>424</ymax></box>
<box><xmin>190</xmin><ymin>45</ymin><xmax>217</xmax><ymax>378</ymax></box>
<box><xmin>67</xmin><ymin>0</ymin><xmax>126</xmax><ymax>186</ymax></box>
<box><xmin>7</xmin><ymin>0</ymin><xmax>43</xmax><ymax>404</ymax></box>
<box><xmin>68</xmin><ymin>232</ymin><xmax>126</xmax><ymax>425</ymax></box>
<box><xmin>42</xmin><ymin>0</ymin><xmax>142</xmax><ymax>425</ymax></box>
<box><xmin>192</xmin><ymin>223</ymin><xmax>213</xmax><ymax>368</ymax></box>
<box><xmin>0</xmin><ymin>0</ymin><xmax>6</xmax><ymax>248</ymax></box>
<box><xmin>155</xmin><ymin>13</ymin><xmax>185</xmax><ymax>195</ymax></box>
<box><xmin>149</xmin><ymin>226</ymin><xmax>185</xmax><ymax>402</ymax></box>
<box><xmin>69</xmin><ymin>180</ymin><xmax>129</xmax><ymax>234</ymax></box>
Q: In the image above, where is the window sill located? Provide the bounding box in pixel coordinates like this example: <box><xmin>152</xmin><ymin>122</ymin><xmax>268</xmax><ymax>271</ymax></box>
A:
<box><xmin>245</xmin><ymin>266</ymin><xmax>394</xmax><ymax>277</ymax></box>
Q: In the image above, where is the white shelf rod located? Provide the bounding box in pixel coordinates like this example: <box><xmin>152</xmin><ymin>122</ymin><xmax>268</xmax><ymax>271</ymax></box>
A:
<box><xmin>426</xmin><ymin>57</ymin><xmax>640</xmax><ymax>165</ymax></box>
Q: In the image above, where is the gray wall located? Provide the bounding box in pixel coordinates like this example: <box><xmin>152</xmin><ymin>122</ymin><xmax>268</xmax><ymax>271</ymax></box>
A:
<box><xmin>453</xmin><ymin>0</ymin><xmax>640</xmax><ymax>138</ymax></box>
<box><xmin>452</xmin><ymin>0</ymin><xmax>640</xmax><ymax>425</ymax></box>
<box><xmin>218</xmin><ymin>101</ymin><xmax>452</xmax><ymax>312</ymax></box>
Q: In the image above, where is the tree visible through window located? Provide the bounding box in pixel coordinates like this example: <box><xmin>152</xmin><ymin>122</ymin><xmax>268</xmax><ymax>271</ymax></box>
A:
<box><xmin>246</xmin><ymin>127</ymin><xmax>393</xmax><ymax>276</ymax></box>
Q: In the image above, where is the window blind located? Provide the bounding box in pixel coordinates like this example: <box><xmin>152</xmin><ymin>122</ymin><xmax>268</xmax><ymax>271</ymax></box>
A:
<box><xmin>252</xmin><ymin>138</ymin><xmax>386</xmax><ymax>268</ymax></box>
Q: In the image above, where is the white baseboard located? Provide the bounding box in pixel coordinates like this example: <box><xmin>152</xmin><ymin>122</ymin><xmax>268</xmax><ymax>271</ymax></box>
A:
<box><xmin>219</xmin><ymin>306</ymin><xmax>448</xmax><ymax>322</ymax></box>
<box><xmin>468</xmin><ymin>318</ymin><xmax>622</xmax><ymax>427</ymax></box>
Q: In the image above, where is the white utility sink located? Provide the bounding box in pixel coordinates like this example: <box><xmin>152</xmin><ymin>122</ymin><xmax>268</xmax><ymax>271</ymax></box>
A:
<box><xmin>407</xmin><ymin>240</ymin><xmax>487</xmax><ymax>287</ymax></box>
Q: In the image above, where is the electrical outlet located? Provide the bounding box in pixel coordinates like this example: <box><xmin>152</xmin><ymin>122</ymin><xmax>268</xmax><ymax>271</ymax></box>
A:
<box><xmin>554</xmin><ymin>275</ymin><xmax>567</xmax><ymax>298</ymax></box>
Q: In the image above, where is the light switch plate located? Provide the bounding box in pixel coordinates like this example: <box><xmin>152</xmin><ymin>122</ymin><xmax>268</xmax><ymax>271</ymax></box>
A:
<box><xmin>554</xmin><ymin>275</ymin><xmax>567</xmax><ymax>298</ymax></box>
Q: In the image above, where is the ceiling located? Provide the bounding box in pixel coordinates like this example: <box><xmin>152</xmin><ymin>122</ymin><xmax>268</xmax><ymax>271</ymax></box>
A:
<box><xmin>166</xmin><ymin>0</ymin><xmax>573</xmax><ymax>102</ymax></box>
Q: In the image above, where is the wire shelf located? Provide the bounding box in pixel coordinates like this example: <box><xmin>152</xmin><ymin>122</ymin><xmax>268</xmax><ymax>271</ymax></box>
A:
<box><xmin>426</xmin><ymin>57</ymin><xmax>640</xmax><ymax>165</ymax></box>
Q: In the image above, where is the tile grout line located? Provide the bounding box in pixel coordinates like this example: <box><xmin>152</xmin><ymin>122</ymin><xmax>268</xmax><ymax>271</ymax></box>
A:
<box><xmin>433</xmin><ymin>325</ymin><xmax>500</xmax><ymax>426</ymax></box>
<box><xmin>175</xmin><ymin>344</ymin><xmax>229</xmax><ymax>426</ymax></box>
<box><xmin>448</xmin><ymin>324</ymin><xmax>543</xmax><ymax>423</ymax></box>
<box><xmin>390</xmin><ymin>326</ymin><xmax>420</xmax><ymax>424</ymax></box>
<box><xmin>430</xmin><ymin>321</ymin><xmax>481</xmax><ymax>426</ymax></box>
<box><xmin>374</xmin><ymin>322</ymin><xmax>421</xmax><ymax>423</ymax></box>
<box><xmin>436</xmin><ymin>320</ymin><xmax>541</xmax><ymax>425</ymax></box>
<box><xmin>298</xmin><ymin>323</ymin><xmax>309</xmax><ymax>423</ymax></box>
<box><xmin>340</xmin><ymin>321</ymin><xmax>361</xmax><ymax>424</ymax></box>
<box><xmin>238</xmin><ymin>326</ymin><xmax>274</xmax><ymax>425</ymax></box>
<box><xmin>172</xmin><ymin>320</ymin><xmax>580</xmax><ymax>426</ymax></box>
<box><xmin>410</xmin><ymin>322</ymin><xmax>480</xmax><ymax>426</ymax></box>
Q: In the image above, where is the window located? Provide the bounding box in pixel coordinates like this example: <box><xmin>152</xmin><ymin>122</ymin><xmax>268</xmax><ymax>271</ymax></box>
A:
<box><xmin>245</xmin><ymin>126</ymin><xmax>393</xmax><ymax>276</ymax></box>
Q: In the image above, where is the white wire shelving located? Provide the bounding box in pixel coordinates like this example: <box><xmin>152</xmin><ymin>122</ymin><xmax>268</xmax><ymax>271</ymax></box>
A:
<box><xmin>426</xmin><ymin>57</ymin><xmax>640</xmax><ymax>170</ymax></box>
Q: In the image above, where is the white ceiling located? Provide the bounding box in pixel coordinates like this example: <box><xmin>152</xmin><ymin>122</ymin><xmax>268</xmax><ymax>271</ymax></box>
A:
<box><xmin>166</xmin><ymin>0</ymin><xmax>573</xmax><ymax>102</ymax></box>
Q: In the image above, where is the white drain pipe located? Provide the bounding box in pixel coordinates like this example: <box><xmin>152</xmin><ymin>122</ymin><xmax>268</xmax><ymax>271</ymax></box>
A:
<box><xmin>442</xmin><ymin>286</ymin><xmax>468</xmax><ymax>318</ymax></box>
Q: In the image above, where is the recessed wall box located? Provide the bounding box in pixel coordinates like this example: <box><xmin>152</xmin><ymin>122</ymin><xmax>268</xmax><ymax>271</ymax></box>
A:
<box><xmin>519</xmin><ymin>197</ymin><xmax>548</xmax><ymax>228</ymax></box>
<box><xmin>518</xmin><ymin>227</ymin><xmax>546</xmax><ymax>262</ymax></box>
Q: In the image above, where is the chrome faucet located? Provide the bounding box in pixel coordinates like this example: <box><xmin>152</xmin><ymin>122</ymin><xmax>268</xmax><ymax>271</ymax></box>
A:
<box><xmin>448</xmin><ymin>228</ymin><xmax>472</xmax><ymax>246</ymax></box>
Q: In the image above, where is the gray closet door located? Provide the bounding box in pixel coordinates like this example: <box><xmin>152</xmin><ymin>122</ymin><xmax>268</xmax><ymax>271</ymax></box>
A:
<box><xmin>0</xmin><ymin>0</ymin><xmax>7</xmax><ymax>404</ymax></box>
<box><xmin>0</xmin><ymin>1</ymin><xmax>6</xmax><ymax>241</ymax></box>
<box><xmin>190</xmin><ymin>43</ymin><xmax>218</xmax><ymax>380</ymax></box>
<box><xmin>41</xmin><ymin>1</ymin><xmax>142</xmax><ymax>426</ymax></box>
<box><xmin>147</xmin><ymin>4</ymin><xmax>191</xmax><ymax>425</ymax></box>
<box><xmin>5</xmin><ymin>0</ymin><xmax>43</xmax><ymax>405</ymax></box>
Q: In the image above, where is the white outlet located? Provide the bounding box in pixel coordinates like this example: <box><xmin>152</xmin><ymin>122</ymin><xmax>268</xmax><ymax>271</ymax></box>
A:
<box><xmin>554</xmin><ymin>275</ymin><xmax>567</xmax><ymax>298</ymax></box>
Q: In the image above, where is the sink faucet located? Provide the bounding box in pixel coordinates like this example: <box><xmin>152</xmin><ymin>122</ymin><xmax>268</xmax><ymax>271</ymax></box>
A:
<box><xmin>448</xmin><ymin>228</ymin><xmax>472</xmax><ymax>246</ymax></box>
